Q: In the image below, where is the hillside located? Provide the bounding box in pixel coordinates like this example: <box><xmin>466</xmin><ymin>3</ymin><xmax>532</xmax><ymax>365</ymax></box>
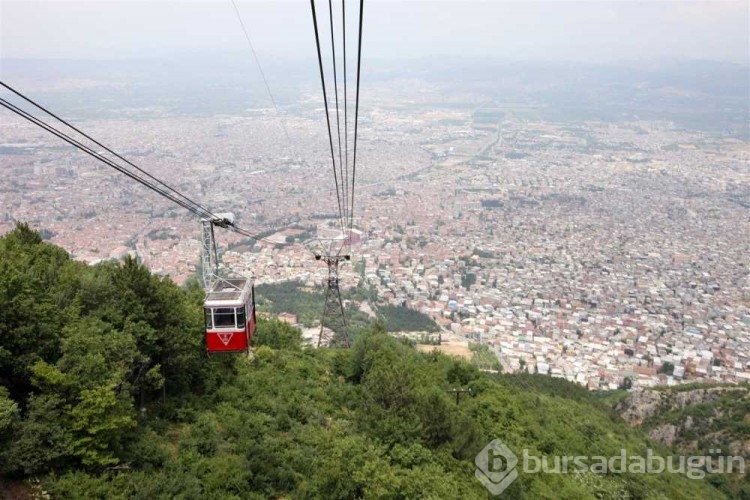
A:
<box><xmin>0</xmin><ymin>224</ymin><xmax>734</xmax><ymax>498</ymax></box>
<box><xmin>615</xmin><ymin>384</ymin><xmax>750</xmax><ymax>497</ymax></box>
<box><xmin>255</xmin><ymin>280</ymin><xmax>440</xmax><ymax>335</ymax></box>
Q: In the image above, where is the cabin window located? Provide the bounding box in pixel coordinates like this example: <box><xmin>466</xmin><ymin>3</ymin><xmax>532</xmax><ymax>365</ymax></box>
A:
<box><xmin>213</xmin><ymin>308</ymin><xmax>236</xmax><ymax>328</ymax></box>
<box><xmin>204</xmin><ymin>309</ymin><xmax>213</xmax><ymax>329</ymax></box>
<box><xmin>236</xmin><ymin>307</ymin><xmax>246</xmax><ymax>327</ymax></box>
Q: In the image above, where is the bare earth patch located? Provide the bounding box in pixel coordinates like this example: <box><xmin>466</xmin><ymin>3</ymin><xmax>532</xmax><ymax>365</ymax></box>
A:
<box><xmin>416</xmin><ymin>340</ymin><xmax>472</xmax><ymax>359</ymax></box>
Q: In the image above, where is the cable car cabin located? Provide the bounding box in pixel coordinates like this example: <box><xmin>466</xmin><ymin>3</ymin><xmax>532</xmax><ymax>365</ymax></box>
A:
<box><xmin>204</xmin><ymin>278</ymin><xmax>256</xmax><ymax>354</ymax></box>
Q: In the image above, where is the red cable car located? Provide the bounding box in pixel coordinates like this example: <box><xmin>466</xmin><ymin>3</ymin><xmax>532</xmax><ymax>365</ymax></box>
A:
<box><xmin>204</xmin><ymin>277</ymin><xmax>256</xmax><ymax>354</ymax></box>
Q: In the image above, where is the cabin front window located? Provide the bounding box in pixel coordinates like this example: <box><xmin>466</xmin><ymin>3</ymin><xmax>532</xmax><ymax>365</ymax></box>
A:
<box><xmin>213</xmin><ymin>308</ymin><xmax>236</xmax><ymax>328</ymax></box>
<box><xmin>206</xmin><ymin>306</ymin><xmax>248</xmax><ymax>329</ymax></box>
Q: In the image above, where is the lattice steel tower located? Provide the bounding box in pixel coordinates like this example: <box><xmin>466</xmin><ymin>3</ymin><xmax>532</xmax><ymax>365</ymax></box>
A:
<box><xmin>316</xmin><ymin>253</ymin><xmax>351</xmax><ymax>348</ymax></box>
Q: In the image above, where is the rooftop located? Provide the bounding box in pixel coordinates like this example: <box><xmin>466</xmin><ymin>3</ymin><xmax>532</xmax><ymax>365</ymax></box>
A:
<box><xmin>205</xmin><ymin>277</ymin><xmax>252</xmax><ymax>304</ymax></box>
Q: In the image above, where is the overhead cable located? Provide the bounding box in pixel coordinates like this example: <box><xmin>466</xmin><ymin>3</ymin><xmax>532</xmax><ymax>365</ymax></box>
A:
<box><xmin>0</xmin><ymin>90</ymin><xmax>279</xmax><ymax>246</ymax></box>
<box><xmin>0</xmin><ymin>81</ymin><xmax>218</xmax><ymax>221</ymax></box>
<box><xmin>309</xmin><ymin>0</ymin><xmax>347</xmax><ymax>235</ymax></box>
<box><xmin>349</xmin><ymin>0</ymin><xmax>364</xmax><ymax>234</ymax></box>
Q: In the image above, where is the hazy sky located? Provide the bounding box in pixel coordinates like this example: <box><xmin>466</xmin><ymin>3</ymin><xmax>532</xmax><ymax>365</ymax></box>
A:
<box><xmin>1</xmin><ymin>0</ymin><xmax>748</xmax><ymax>64</ymax></box>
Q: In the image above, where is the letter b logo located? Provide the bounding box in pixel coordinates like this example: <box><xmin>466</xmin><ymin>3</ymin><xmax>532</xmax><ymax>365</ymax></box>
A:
<box><xmin>475</xmin><ymin>439</ymin><xmax>519</xmax><ymax>495</ymax></box>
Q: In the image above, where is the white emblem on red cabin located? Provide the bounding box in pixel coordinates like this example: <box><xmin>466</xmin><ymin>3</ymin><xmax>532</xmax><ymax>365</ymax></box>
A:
<box><xmin>217</xmin><ymin>332</ymin><xmax>234</xmax><ymax>346</ymax></box>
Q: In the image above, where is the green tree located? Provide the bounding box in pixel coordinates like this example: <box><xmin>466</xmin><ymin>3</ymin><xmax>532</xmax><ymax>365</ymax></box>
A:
<box><xmin>659</xmin><ymin>361</ymin><xmax>675</xmax><ymax>375</ymax></box>
<box><xmin>253</xmin><ymin>318</ymin><xmax>302</xmax><ymax>350</ymax></box>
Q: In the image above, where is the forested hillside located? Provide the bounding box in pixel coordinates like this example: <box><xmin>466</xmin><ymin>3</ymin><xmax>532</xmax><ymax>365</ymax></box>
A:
<box><xmin>255</xmin><ymin>281</ymin><xmax>439</xmax><ymax>334</ymax></box>
<box><xmin>616</xmin><ymin>384</ymin><xmax>750</xmax><ymax>497</ymax></box>
<box><xmin>0</xmin><ymin>224</ymin><xmax>731</xmax><ymax>498</ymax></box>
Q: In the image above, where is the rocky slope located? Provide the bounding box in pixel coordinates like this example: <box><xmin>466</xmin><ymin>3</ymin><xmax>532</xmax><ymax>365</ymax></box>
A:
<box><xmin>615</xmin><ymin>384</ymin><xmax>750</xmax><ymax>453</ymax></box>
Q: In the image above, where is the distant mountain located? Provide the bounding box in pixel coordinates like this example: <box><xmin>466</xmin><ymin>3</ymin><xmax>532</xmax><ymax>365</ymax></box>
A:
<box><xmin>2</xmin><ymin>56</ymin><xmax>747</xmax><ymax>136</ymax></box>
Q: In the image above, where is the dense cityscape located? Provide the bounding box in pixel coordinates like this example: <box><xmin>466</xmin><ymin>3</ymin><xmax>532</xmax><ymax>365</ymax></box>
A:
<box><xmin>1</xmin><ymin>63</ymin><xmax>748</xmax><ymax>392</ymax></box>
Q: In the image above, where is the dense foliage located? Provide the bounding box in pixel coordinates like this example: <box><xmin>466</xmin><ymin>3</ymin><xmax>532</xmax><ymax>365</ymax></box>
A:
<box><xmin>255</xmin><ymin>281</ymin><xmax>327</xmax><ymax>327</ymax></box>
<box><xmin>0</xmin><ymin>223</ymin><xmax>217</xmax><ymax>475</ymax></box>
<box><xmin>0</xmin><ymin>225</ymin><xmax>729</xmax><ymax>498</ymax></box>
<box><xmin>255</xmin><ymin>281</ymin><xmax>439</xmax><ymax>333</ymax></box>
<box><xmin>377</xmin><ymin>305</ymin><xmax>440</xmax><ymax>333</ymax></box>
<box><xmin>632</xmin><ymin>384</ymin><xmax>750</xmax><ymax>498</ymax></box>
<box><xmin>469</xmin><ymin>342</ymin><xmax>502</xmax><ymax>371</ymax></box>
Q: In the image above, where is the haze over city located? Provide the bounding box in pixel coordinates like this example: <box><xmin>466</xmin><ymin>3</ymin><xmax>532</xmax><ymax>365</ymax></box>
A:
<box><xmin>2</xmin><ymin>0</ymin><xmax>748</xmax><ymax>62</ymax></box>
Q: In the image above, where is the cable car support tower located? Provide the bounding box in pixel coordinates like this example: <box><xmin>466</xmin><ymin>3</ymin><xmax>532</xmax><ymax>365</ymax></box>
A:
<box><xmin>308</xmin><ymin>0</ymin><xmax>365</xmax><ymax>348</ymax></box>
<box><xmin>201</xmin><ymin>214</ymin><xmax>235</xmax><ymax>289</ymax></box>
<box><xmin>316</xmin><ymin>253</ymin><xmax>351</xmax><ymax>347</ymax></box>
